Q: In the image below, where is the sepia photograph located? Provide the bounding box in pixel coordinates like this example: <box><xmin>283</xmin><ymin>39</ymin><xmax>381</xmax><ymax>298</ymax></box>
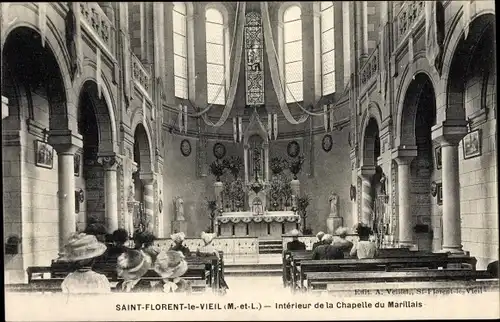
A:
<box><xmin>1</xmin><ymin>1</ymin><xmax>498</xmax><ymax>321</ymax></box>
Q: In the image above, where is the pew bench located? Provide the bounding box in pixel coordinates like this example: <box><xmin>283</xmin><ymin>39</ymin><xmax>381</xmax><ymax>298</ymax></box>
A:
<box><xmin>305</xmin><ymin>269</ymin><xmax>494</xmax><ymax>290</ymax></box>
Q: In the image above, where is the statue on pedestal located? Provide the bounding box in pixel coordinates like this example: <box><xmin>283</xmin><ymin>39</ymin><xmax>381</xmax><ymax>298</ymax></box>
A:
<box><xmin>329</xmin><ymin>192</ymin><xmax>339</xmax><ymax>217</ymax></box>
<box><xmin>174</xmin><ymin>196</ymin><xmax>185</xmax><ymax>221</ymax></box>
<box><xmin>327</xmin><ymin>192</ymin><xmax>343</xmax><ymax>234</ymax></box>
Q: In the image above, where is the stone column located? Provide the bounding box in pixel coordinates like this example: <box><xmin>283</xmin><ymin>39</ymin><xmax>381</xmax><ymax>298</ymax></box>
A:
<box><xmin>263</xmin><ymin>142</ymin><xmax>270</xmax><ymax>182</ymax></box>
<box><xmin>126</xmin><ymin>161</ymin><xmax>138</xmax><ymax>235</ymax></box>
<box><xmin>392</xmin><ymin>146</ymin><xmax>417</xmax><ymax>247</ymax></box>
<box><xmin>2</xmin><ymin>96</ymin><xmax>8</xmax><ymax>119</ymax></box>
<box><xmin>358</xmin><ymin>166</ymin><xmax>376</xmax><ymax>226</ymax></box>
<box><xmin>432</xmin><ymin>121</ymin><xmax>468</xmax><ymax>254</ymax></box>
<box><xmin>140</xmin><ymin>172</ymin><xmax>155</xmax><ymax>233</ymax></box>
<box><xmin>97</xmin><ymin>153</ymin><xmax>120</xmax><ymax>233</ymax></box>
<box><xmin>49</xmin><ymin>130</ymin><xmax>83</xmax><ymax>251</ymax></box>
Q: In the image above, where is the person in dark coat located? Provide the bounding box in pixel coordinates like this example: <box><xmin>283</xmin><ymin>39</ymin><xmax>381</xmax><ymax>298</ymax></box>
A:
<box><xmin>115</xmin><ymin>249</ymin><xmax>154</xmax><ymax>292</ymax></box>
<box><xmin>107</xmin><ymin>229</ymin><xmax>131</xmax><ymax>264</ymax></box>
<box><xmin>169</xmin><ymin>232</ymin><xmax>191</xmax><ymax>257</ymax></box>
<box><xmin>487</xmin><ymin>260</ymin><xmax>499</xmax><ymax>278</ymax></box>
<box><xmin>286</xmin><ymin>229</ymin><xmax>306</xmax><ymax>251</ymax></box>
<box><xmin>312</xmin><ymin>234</ymin><xmax>344</xmax><ymax>260</ymax></box>
<box><xmin>332</xmin><ymin>227</ymin><xmax>354</xmax><ymax>258</ymax></box>
<box><xmin>134</xmin><ymin>231</ymin><xmax>161</xmax><ymax>263</ymax></box>
<box><xmin>312</xmin><ymin>231</ymin><xmax>325</xmax><ymax>250</ymax></box>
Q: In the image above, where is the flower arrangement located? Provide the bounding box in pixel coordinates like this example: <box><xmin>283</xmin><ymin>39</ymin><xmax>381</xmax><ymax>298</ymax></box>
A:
<box><xmin>229</xmin><ymin>178</ymin><xmax>245</xmax><ymax>209</ymax></box>
<box><xmin>206</xmin><ymin>198</ymin><xmax>218</xmax><ymax>233</ymax></box>
<box><xmin>209</xmin><ymin>159</ymin><xmax>226</xmax><ymax>181</ymax></box>
<box><xmin>289</xmin><ymin>155</ymin><xmax>305</xmax><ymax>179</ymax></box>
<box><xmin>297</xmin><ymin>195</ymin><xmax>311</xmax><ymax>214</ymax></box>
<box><xmin>223</xmin><ymin>156</ymin><xmax>243</xmax><ymax>179</ymax></box>
<box><xmin>270</xmin><ymin>157</ymin><xmax>288</xmax><ymax>175</ymax></box>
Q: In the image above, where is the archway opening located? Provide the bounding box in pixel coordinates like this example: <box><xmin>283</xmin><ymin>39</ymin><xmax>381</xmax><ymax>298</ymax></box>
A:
<box><xmin>363</xmin><ymin>117</ymin><xmax>381</xmax><ymax>167</ymax></box>
<box><xmin>132</xmin><ymin>123</ymin><xmax>152</xmax><ymax>232</ymax></box>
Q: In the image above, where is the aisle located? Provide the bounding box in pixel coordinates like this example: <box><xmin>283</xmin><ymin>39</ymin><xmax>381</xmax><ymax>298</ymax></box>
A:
<box><xmin>223</xmin><ymin>275</ymin><xmax>287</xmax><ymax>295</ymax></box>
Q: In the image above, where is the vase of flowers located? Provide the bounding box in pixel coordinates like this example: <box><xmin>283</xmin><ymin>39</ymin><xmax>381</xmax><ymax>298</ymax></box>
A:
<box><xmin>230</xmin><ymin>178</ymin><xmax>245</xmax><ymax>211</ymax></box>
<box><xmin>289</xmin><ymin>155</ymin><xmax>305</xmax><ymax>180</ymax></box>
<box><xmin>224</xmin><ymin>156</ymin><xmax>243</xmax><ymax>180</ymax></box>
<box><xmin>297</xmin><ymin>195</ymin><xmax>311</xmax><ymax>231</ymax></box>
<box><xmin>270</xmin><ymin>157</ymin><xmax>288</xmax><ymax>175</ymax></box>
<box><xmin>206</xmin><ymin>198</ymin><xmax>218</xmax><ymax>233</ymax></box>
<box><xmin>210</xmin><ymin>159</ymin><xmax>226</xmax><ymax>182</ymax></box>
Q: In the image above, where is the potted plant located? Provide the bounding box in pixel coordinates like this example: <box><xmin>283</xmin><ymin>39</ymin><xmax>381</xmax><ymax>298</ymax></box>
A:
<box><xmin>206</xmin><ymin>198</ymin><xmax>218</xmax><ymax>233</ymax></box>
<box><xmin>209</xmin><ymin>159</ymin><xmax>226</xmax><ymax>182</ymax></box>
<box><xmin>222</xmin><ymin>181</ymin><xmax>232</xmax><ymax>211</ymax></box>
<box><xmin>289</xmin><ymin>155</ymin><xmax>305</xmax><ymax>180</ymax></box>
<box><xmin>270</xmin><ymin>157</ymin><xmax>288</xmax><ymax>175</ymax></box>
<box><xmin>230</xmin><ymin>178</ymin><xmax>245</xmax><ymax>211</ymax></box>
<box><xmin>282</xmin><ymin>181</ymin><xmax>293</xmax><ymax>210</ymax></box>
<box><xmin>224</xmin><ymin>156</ymin><xmax>243</xmax><ymax>180</ymax></box>
<box><xmin>297</xmin><ymin>195</ymin><xmax>311</xmax><ymax>230</ymax></box>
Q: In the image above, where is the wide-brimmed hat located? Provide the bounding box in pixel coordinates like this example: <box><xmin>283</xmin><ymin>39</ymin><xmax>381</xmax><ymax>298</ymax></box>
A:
<box><xmin>316</xmin><ymin>231</ymin><xmax>325</xmax><ymax>240</ymax></box>
<box><xmin>201</xmin><ymin>232</ymin><xmax>216</xmax><ymax>245</ymax></box>
<box><xmin>58</xmin><ymin>233</ymin><xmax>107</xmax><ymax>262</ymax></box>
<box><xmin>171</xmin><ymin>232</ymin><xmax>186</xmax><ymax>243</ymax></box>
<box><xmin>117</xmin><ymin>249</ymin><xmax>152</xmax><ymax>280</ymax></box>
<box><xmin>290</xmin><ymin>229</ymin><xmax>300</xmax><ymax>237</ymax></box>
<box><xmin>154</xmin><ymin>250</ymin><xmax>188</xmax><ymax>279</ymax></box>
<box><xmin>322</xmin><ymin>234</ymin><xmax>334</xmax><ymax>244</ymax></box>
<box><xmin>335</xmin><ymin>227</ymin><xmax>349</xmax><ymax>238</ymax></box>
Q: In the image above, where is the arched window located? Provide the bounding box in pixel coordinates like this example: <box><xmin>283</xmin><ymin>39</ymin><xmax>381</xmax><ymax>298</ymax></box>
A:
<box><xmin>206</xmin><ymin>8</ymin><xmax>226</xmax><ymax>105</ymax></box>
<box><xmin>321</xmin><ymin>1</ymin><xmax>335</xmax><ymax>95</ymax></box>
<box><xmin>173</xmin><ymin>2</ymin><xmax>188</xmax><ymax>99</ymax></box>
<box><xmin>283</xmin><ymin>5</ymin><xmax>303</xmax><ymax>103</ymax></box>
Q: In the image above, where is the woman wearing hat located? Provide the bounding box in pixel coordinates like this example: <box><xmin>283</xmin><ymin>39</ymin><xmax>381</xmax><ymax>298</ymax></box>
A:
<box><xmin>350</xmin><ymin>223</ymin><xmax>377</xmax><ymax>259</ymax></box>
<box><xmin>196</xmin><ymin>232</ymin><xmax>219</xmax><ymax>258</ymax></box>
<box><xmin>134</xmin><ymin>231</ymin><xmax>161</xmax><ymax>263</ymax></box>
<box><xmin>169</xmin><ymin>232</ymin><xmax>190</xmax><ymax>257</ymax></box>
<box><xmin>153</xmin><ymin>250</ymin><xmax>191</xmax><ymax>293</ymax></box>
<box><xmin>59</xmin><ymin>233</ymin><xmax>111</xmax><ymax>294</ymax></box>
<box><xmin>286</xmin><ymin>229</ymin><xmax>306</xmax><ymax>251</ymax></box>
<box><xmin>332</xmin><ymin>227</ymin><xmax>354</xmax><ymax>258</ymax></box>
<box><xmin>312</xmin><ymin>231</ymin><xmax>325</xmax><ymax>250</ymax></box>
<box><xmin>115</xmin><ymin>249</ymin><xmax>153</xmax><ymax>292</ymax></box>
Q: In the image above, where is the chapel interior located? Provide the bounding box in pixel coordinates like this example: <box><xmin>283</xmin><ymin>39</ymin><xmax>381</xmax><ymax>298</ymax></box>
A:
<box><xmin>1</xmin><ymin>1</ymin><xmax>498</xmax><ymax>290</ymax></box>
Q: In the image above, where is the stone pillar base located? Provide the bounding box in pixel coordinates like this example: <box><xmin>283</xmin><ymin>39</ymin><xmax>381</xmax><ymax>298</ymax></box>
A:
<box><xmin>326</xmin><ymin>217</ymin><xmax>343</xmax><ymax>235</ymax></box>
<box><xmin>172</xmin><ymin>220</ymin><xmax>187</xmax><ymax>235</ymax></box>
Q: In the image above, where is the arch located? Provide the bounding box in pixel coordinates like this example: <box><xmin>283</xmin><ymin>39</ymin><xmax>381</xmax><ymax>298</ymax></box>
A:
<box><xmin>360</xmin><ymin>102</ymin><xmax>382</xmax><ymax>167</ymax></box>
<box><xmin>396</xmin><ymin>72</ymin><xmax>437</xmax><ymax>147</ymax></box>
<box><xmin>441</xmin><ymin>11</ymin><xmax>495</xmax><ymax>121</ymax></box>
<box><xmin>133</xmin><ymin>123</ymin><xmax>153</xmax><ymax>174</ymax></box>
<box><xmin>2</xmin><ymin>4</ymin><xmax>75</xmax><ymax>130</ymax></box>
<box><xmin>277</xmin><ymin>2</ymin><xmax>303</xmax><ymax>23</ymax></box>
<box><xmin>75</xmin><ymin>61</ymin><xmax>118</xmax><ymax>153</ymax></box>
<box><xmin>131</xmin><ymin>107</ymin><xmax>154</xmax><ymax>173</ymax></box>
<box><xmin>2</xmin><ymin>25</ymin><xmax>71</xmax><ymax>132</ymax></box>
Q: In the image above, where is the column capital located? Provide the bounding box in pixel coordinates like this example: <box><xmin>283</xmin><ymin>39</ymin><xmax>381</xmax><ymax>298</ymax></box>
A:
<box><xmin>358</xmin><ymin>165</ymin><xmax>376</xmax><ymax>180</ymax></box>
<box><xmin>139</xmin><ymin>171</ymin><xmax>156</xmax><ymax>185</ymax></box>
<box><xmin>431</xmin><ymin>120</ymin><xmax>468</xmax><ymax>147</ymax></box>
<box><xmin>392</xmin><ymin>145</ymin><xmax>418</xmax><ymax>165</ymax></box>
<box><xmin>48</xmin><ymin>130</ymin><xmax>83</xmax><ymax>154</ymax></box>
<box><xmin>97</xmin><ymin>153</ymin><xmax>121</xmax><ymax>170</ymax></box>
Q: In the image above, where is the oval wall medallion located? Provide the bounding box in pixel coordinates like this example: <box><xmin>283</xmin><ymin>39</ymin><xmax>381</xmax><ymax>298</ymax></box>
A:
<box><xmin>180</xmin><ymin>139</ymin><xmax>191</xmax><ymax>157</ymax></box>
<box><xmin>159</xmin><ymin>199</ymin><xmax>163</xmax><ymax>213</ymax></box>
<box><xmin>322</xmin><ymin>134</ymin><xmax>333</xmax><ymax>152</ymax></box>
<box><xmin>287</xmin><ymin>141</ymin><xmax>300</xmax><ymax>158</ymax></box>
<box><xmin>213</xmin><ymin>142</ymin><xmax>226</xmax><ymax>159</ymax></box>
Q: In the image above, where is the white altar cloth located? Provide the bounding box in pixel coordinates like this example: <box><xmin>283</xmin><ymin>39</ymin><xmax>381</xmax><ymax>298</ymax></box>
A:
<box><xmin>216</xmin><ymin>211</ymin><xmax>300</xmax><ymax>223</ymax></box>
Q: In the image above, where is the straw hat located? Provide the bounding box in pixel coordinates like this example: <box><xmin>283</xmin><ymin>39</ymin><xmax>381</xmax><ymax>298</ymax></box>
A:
<box><xmin>117</xmin><ymin>249</ymin><xmax>152</xmax><ymax>280</ymax></box>
<box><xmin>171</xmin><ymin>232</ymin><xmax>186</xmax><ymax>243</ymax></box>
<box><xmin>290</xmin><ymin>229</ymin><xmax>300</xmax><ymax>237</ymax></box>
<box><xmin>58</xmin><ymin>233</ymin><xmax>107</xmax><ymax>262</ymax></box>
<box><xmin>335</xmin><ymin>227</ymin><xmax>349</xmax><ymax>238</ymax></box>
<box><xmin>316</xmin><ymin>231</ymin><xmax>325</xmax><ymax>240</ymax></box>
<box><xmin>322</xmin><ymin>234</ymin><xmax>334</xmax><ymax>244</ymax></box>
<box><xmin>201</xmin><ymin>232</ymin><xmax>216</xmax><ymax>245</ymax></box>
<box><xmin>154</xmin><ymin>250</ymin><xmax>188</xmax><ymax>279</ymax></box>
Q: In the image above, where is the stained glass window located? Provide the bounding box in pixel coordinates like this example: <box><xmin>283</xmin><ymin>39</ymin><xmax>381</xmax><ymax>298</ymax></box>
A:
<box><xmin>321</xmin><ymin>1</ymin><xmax>336</xmax><ymax>95</ymax></box>
<box><xmin>173</xmin><ymin>2</ymin><xmax>188</xmax><ymax>99</ymax></box>
<box><xmin>245</xmin><ymin>12</ymin><xmax>264</xmax><ymax>106</ymax></box>
<box><xmin>206</xmin><ymin>8</ymin><xmax>226</xmax><ymax>105</ymax></box>
<box><xmin>283</xmin><ymin>6</ymin><xmax>303</xmax><ymax>103</ymax></box>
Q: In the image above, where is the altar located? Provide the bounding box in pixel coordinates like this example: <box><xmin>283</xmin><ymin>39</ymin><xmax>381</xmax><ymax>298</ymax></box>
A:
<box><xmin>216</xmin><ymin>211</ymin><xmax>300</xmax><ymax>238</ymax></box>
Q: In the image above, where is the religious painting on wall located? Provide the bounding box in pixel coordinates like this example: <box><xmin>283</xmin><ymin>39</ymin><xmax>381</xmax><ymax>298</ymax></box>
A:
<box><xmin>213</xmin><ymin>142</ymin><xmax>226</xmax><ymax>160</ymax></box>
<box><xmin>287</xmin><ymin>140</ymin><xmax>300</xmax><ymax>158</ymax></box>
<box><xmin>244</xmin><ymin>11</ymin><xmax>265</xmax><ymax>106</ymax></box>
<box><xmin>463</xmin><ymin>129</ymin><xmax>481</xmax><ymax>160</ymax></box>
<box><xmin>434</xmin><ymin>145</ymin><xmax>442</xmax><ymax>169</ymax></box>
<box><xmin>35</xmin><ymin>140</ymin><xmax>54</xmax><ymax>169</ymax></box>
<box><xmin>74</xmin><ymin>153</ymin><xmax>81</xmax><ymax>177</ymax></box>
<box><xmin>322</xmin><ymin>134</ymin><xmax>333</xmax><ymax>152</ymax></box>
<box><xmin>180</xmin><ymin>139</ymin><xmax>191</xmax><ymax>157</ymax></box>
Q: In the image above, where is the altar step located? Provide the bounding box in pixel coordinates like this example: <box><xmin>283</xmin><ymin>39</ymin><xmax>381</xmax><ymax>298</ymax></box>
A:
<box><xmin>258</xmin><ymin>240</ymin><xmax>283</xmax><ymax>254</ymax></box>
<box><xmin>224</xmin><ymin>263</ymin><xmax>283</xmax><ymax>277</ymax></box>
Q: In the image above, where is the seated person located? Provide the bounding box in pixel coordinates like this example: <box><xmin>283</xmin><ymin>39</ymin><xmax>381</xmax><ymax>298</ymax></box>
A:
<box><xmin>196</xmin><ymin>232</ymin><xmax>219</xmax><ymax>258</ymax></box>
<box><xmin>107</xmin><ymin>229</ymin><xmax>132</xmax><ymax>264</ymax></box>
<box><xmin>135</xmin><ymin>231</ymin><xmax>161</xmax><ymax>263</ymax></box>
<box><xmin>58</xmin><ymin>233</ymin><xmax>111</xmax><ymax>294</ymax></box>
<box><xmin>312</xmin><ymin>231</ymin><xmax>325</xmax><ymax>250</ymax></box>
<box><xmin>312</xmin><ymin>234</ymin><xmax>344</xmax><ymax>260</ymax></box>
<box><xmin>153</xmin><ymin>250</ymin><xmax>191</xmax><ymax>293</ymax></box>
<box><xmin>487</xmin><ymin>260</ymin><xmax>499</xmax><ymax>278</ymax></box>
<box><xmin>83</xmin><ymin>223</ymin><xmax>109</xmax><ymax>270</ymax></box>
<box><xmin>332</xmin><ymin>227</ymin><xmax>354</xmax><ymax>257</ymax></box>
<box><xmin>350</xmin><ymin>223</ymin><xmax>377</xmax><ymax>259</ymax></box>
<box><xmin>169</xmin><ymin>232</ymin><xmax>190</xmax><ymax>257</ymax></box>
<box><xmin>115</xmin><ymin>249</ymin><xmax>153</xmax><ymax>292</ymax></box>
<box><xmin>286</xmin><ymin>229</ymin><xmax>306</xmax><ymax>251</ymax></box>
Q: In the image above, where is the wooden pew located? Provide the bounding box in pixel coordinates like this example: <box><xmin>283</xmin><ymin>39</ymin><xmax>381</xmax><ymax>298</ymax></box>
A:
<box><xmin>306</xmin><ymin>269</ymin><xmax>495</xmax><ymax>290</ymax></box>
<box><xmin>282</xmin><ymin>250</ymin><xmax>312</xmax><ymax>287</ymax></box>
<box><xmin>296</xmin><ymin>256</ymin><xmax>478</xmax><ymax>290</ymax></box>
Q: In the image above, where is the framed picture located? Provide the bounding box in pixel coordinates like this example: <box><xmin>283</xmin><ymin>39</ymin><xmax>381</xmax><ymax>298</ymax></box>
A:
<box><xmin>322</xmin><ymin>134</ymin><xmax>333</xmax><ymax>152</ymax></box>
<box><xmin>436</xmin><ymin>182</ymin><xmax>443</xmax><ymax>205</ymax></box>
<box><xmin>463</xmin><ymin>129</ymin><xmax>481</xmax><ymax>160</ymax></box>
<box><xmin>287</xmin><ymin>140</ymin><xmax>300</xmax><ymax>158</ymax></box>
<box><xmin>180</xmin><ymin>139</ymin><xmax>191</xmax><ymax>157</ymax></box>
<box><xmin>35</xmin><ymin>140</ymin><xmax>54</xmax><ymax>169</ymax></box>
<box><xmin>74</xmin><ymin>154</ymin><xmax>81</xmax><ymax>177</ymax></box>
<box><xmin>213</xmin><ymin>142</ymin><xmax>226</xmax><ymax>159</ymax></box>
<box><xmin>434</xmin><ymin>146</ymin><xmax>442</xmax><ymax>170</ymax></box>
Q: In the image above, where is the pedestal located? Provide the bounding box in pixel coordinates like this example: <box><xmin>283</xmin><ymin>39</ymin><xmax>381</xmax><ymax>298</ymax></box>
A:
<box><xmin>214</xmin><ymin>181</ymin><xmax>223</xmax><ymax>209</ymax></box>
<box><xmin>171</xmin><ymin>220</ymin><xmax>187</xmax><ymax>235</ymax></box>
<box><xmin>327</xmin><ymin>217</ymin><xmax>343</xmax><ymax>234</ymax></box>
<box><xmin>2</xmin><ymin>95</ymin><xmax>8</xmax><ymax>119</ymax></box>
<box><xmin>290</xmin><ymin>179</ymin><xmax>300</xmax><ymax>196</ymax></box>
